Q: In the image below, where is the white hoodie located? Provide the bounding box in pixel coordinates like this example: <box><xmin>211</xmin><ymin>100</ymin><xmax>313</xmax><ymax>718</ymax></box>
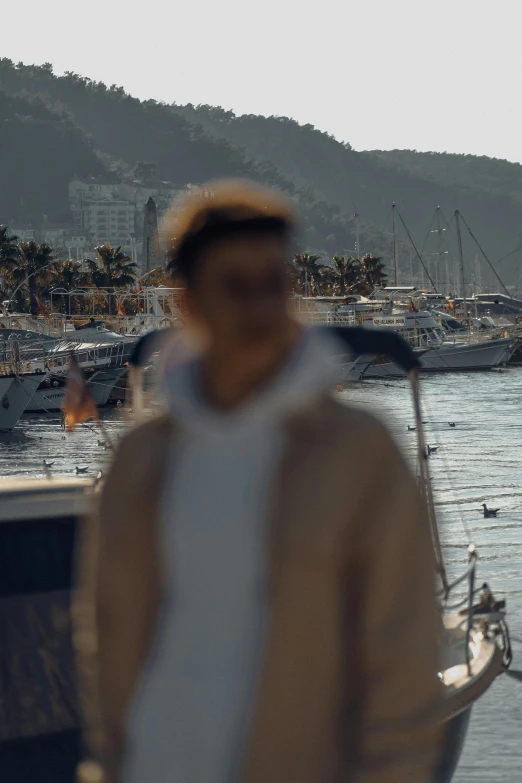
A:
<box><xmin>124</xmin><ymin>329</ymin><xmax>341</xmax><ymax>783</ymax></box>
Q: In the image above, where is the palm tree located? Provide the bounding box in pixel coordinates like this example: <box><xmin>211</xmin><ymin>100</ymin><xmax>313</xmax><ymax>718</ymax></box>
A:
<box><xmin>0</xmin><ymin>226</ymin><xmax>20</xmax><ymax>271</ymax></box>
<box><xmin>318</xmin><ymin>266</ymin><xmax>339</xmax><ymax>296</ymax></box>
<box><xmin>86</xmin><ymin>244</ymin><xmax>137</xmax><ymax>314</ymax></box>
<box><xmin>9</xmin><ymin>241</ymin><xmax>55</xmax><ymax>316</ymax></box>
<box><xmin>48</xmin><ymin>259</ymin><xmax>91</xmax><ymax>314</ymax></box>
<box><xmin>359</xmin><ymin>254</ymin><xmax>388</xmax><ymax>295</ymax></box>
<box><xmin>292</xmin><ymin>253</ymin><xmax>325</xmax><ymax>296</ymax></box>
<box><xmin>0</xmin><ymin>226</ymin><xmax>20</xmax><ymax>301</ymax></box>
<box><xmin>332</xmin><ymin>256</ymin><xmax>362</xmax><ymax>296</ymax></box>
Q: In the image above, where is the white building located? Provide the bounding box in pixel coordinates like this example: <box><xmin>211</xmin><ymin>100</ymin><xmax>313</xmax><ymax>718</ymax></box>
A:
<box><xmin>41</xmin><ymin>224</ymin><xmax>90</xmax><ymax>250</ymax></box>
<box><xmin>11</xmin><ymin>227</ymin><xmax>36</xmax><ymax>242</ymax></box>
<box><xmin>80</xmin><ymin>201</ymin><xmax>135</xmax><ymax>248</ymax></box>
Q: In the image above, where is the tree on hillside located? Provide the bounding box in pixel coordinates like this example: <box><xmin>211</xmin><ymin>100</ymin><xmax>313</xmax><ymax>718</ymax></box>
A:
<box><xmin>132</xmin><ymin>161</ymin><xmax>158</xmax><ymax>182</ymax></box>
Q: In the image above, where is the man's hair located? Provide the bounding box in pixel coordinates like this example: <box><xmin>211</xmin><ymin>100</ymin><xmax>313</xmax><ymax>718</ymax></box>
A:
<box><xmin>164</xmin><ymin>180</ymin><xmax>295</xmax><ymax>285</ymax></box>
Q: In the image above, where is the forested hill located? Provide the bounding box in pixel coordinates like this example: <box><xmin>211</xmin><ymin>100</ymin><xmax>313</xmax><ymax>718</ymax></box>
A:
<box><xmin>370</xmin><ymin>149</ymin><xmax>522</xmax><ymax>207</ymax></box>
<box><xmin>1</xmin><ymin>59</ymin><xmax>521</xmax><ymax>286</ymax></box>
<box><xmin>174</xmin><ymin>105</ymin><xmax>522</xmax><ymax>282</ymax></box>
<box><xmin>0</xmin><ymin>59</ymin><xmax>396</xmax><ymax>259</ymax></box>
<box><xmin>0</xmin><ymin>88</ymin><xmax>113</xmax><ymax>224</ymax></box>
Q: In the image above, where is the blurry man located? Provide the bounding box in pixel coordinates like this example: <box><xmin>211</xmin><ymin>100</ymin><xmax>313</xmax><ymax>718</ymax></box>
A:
<box><xmin>76</xmin><ymin>181</ymin><xmax>442</xmax><ymax>783</ymax></box>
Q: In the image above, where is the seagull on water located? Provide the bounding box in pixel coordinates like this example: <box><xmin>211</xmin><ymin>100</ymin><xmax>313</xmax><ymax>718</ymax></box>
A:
<box><xmin>75</xmin><ymin>466</ymin><xmax>89</xmax><ymax>474</ymax></box>
<box><xmin>407</xmin><ymin>425</ymin><xmax>416</xmax><ymax>431</ymax></box>
<box><xmin>43</xmin><ymin>459</ymin><xmax>54</xmax><ymax>468</ymax></box>
<box><xmin>425</xmin><ymin>445</ymin><xmax>438</xmax><ymax>458</ymax></box>
<box><xmin>482</xmin><ymin>503</ymin><xmax>500</xmax><ymax>518</ymax></box>
<box><xmin>449</xmin><ymin>422</ymin><xmax>456</xmax><ymax>427</ymax></box>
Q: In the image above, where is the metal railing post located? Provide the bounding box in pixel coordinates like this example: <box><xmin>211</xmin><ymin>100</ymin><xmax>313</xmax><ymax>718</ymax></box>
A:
<box><xmin>465</xmin><ymin>545</ymin><xmax>476</xmax><ymax>676</ymax></box>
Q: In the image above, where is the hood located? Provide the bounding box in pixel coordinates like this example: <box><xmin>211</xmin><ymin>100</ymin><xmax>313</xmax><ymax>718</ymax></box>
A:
<box><xmin>162</xmin><ymin>328</ymin><xmax>343</xmax><ymax>428</ymax></box>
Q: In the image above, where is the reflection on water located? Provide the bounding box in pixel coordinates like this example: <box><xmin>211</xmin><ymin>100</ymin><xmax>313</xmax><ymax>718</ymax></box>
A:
<box><xmin>1</xmin><ymin>370</ymin><xmax>521</xmax><ymax>780</ymax></box>
<box><xmin>0</xmin><ymin>409</ymin><xmax>128</xmax><ymax>479</ymax></box>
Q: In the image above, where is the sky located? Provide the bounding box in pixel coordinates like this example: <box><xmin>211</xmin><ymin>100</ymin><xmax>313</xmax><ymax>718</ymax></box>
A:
<box><xmin>3</xmin><ymin>0</ymin><xmax>522</xmax><ymax>163</ymax></box>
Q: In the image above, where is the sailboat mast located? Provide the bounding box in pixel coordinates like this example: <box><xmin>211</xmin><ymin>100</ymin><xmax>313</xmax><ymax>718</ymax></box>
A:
<box><xmin>455</xmin><ymin>210</ymin><xmax>468</xmax><ymax>321</ymax></box>
<box><xmin>436</xmin><ymin>207</ymin><xmax>443</xmax><ymax>293</ymax></box>
<box><xmin>392</xmin><ymin>202</ymin><xmax>398</xmax><ymax>286</ymax></box>
<box><xmin>354</xmin><ymin>211</ymin><xmax>360</xmax><ymax>258</ymax></box>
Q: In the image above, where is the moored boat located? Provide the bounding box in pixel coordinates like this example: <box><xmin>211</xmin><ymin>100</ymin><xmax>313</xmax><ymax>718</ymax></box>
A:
<box><xmin>334</xmin><ymin>311</ymin><xmax>518</xmax><ymax>380</ymax></box>
<box><xmin>0</xmin><ymin>372</ymin><xmax>43</xmax><ymax>431</ymax></box>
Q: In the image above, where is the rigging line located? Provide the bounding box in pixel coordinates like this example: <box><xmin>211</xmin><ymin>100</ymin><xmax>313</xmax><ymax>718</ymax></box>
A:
<box><xmin>380</xmin><ymin>206</ymin><xmax>394</xmax><ymax>238</ymax></box>
<box><xmin>496</xmin><ymin>241</ymin><xmax>522</xmax><ymax>266</ymax></box>
<box><xmin>419</xmin><ymin>392</ymin><xmax>474</xmax><ymax>546</ymax></box>
<box><xmin>439</xmin><ymin>208</ymin><xmax>457</xmax><ymax>242</ymax></box>
<box><xmin>419</xmin><ymin>208</ymin><xmax>438</xmax><ymax>256</ymax></box>
<box><xmin>458</xmin><ymin>212</ymin><xmax>511</xmax><ymax>298</ymax></box>
<box><xmin>396</xmin><ymin>209</ymin><xmax>438</xmax><ymax>291</ymax></box>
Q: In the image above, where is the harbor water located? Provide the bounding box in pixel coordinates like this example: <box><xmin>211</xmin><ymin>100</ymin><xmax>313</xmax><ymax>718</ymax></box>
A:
<box><xmin>1</xmin><ymin>370</ymin><xmax>521</xmax><ymax>781</ymax></box>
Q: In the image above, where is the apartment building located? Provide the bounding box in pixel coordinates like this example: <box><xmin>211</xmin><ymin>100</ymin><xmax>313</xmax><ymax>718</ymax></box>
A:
<box><xmin>80</xmin><ymin>201</ymin><xmax>135</xmax><ymax>247</ymax></box>
<box><xmin>41</xmin><ymin>224</ymin><xmax>89</xmax><ymax>250</ymax></box>
<box><xmin>11</xmin><ymin>227</ymin><xmax>36</xmax><ymax>242</ymax></box>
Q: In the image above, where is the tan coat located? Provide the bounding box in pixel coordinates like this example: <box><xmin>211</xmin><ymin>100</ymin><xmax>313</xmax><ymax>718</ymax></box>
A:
<box><xmin>75</xmin><ymin>395</ymin><xmax>443</xmax><ymax>783</ymax></box>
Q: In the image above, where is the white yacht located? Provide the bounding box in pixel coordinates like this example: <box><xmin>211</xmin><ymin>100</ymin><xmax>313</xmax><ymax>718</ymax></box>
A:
<box><xmin>336</xmin><ymin>311</ymin><xmax>518</xmax><ymax>380</ymax></box>
<box><xmin>23</xmin><ymin>338</ymin><xmax>133</xmax><ymax>413</ymax></box>
<box><xmin>0</xmin><ymin>372</ymin><xmax>43</xmax><ymax>431</ymax></box>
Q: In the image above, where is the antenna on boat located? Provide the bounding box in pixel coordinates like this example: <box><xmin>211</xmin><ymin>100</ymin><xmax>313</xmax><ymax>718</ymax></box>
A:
<box><xmin>354</xmin><ymin>208</ymin><xmax>361</xmax><ymax>258</ymax></box>
<box><xmin>392</xmin><ymin>203</ymin><xmax>399</xmax><ymax>287</ymax></box>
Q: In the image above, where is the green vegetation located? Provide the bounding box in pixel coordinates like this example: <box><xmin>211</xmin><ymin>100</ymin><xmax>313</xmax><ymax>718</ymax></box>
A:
<box><xmin>1</xmin><ymin>59</ymin><xmax>522</xmax><ymax>288</ymax></box>
<box><xmin>0</xmin><ymin>228</ymin><xmax>386</xmax><ymax>315</ymax></box>
<box><xmin>0</xmin><ymin>237</ymin><xmax>139</xmax><ymax>316</ymax></box>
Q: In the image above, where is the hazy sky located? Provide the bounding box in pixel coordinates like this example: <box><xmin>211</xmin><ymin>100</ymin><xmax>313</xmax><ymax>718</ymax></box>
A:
<box><xmin>4</xmin><ymin>0</ymin><xmax>522</xmax><ymax>163</ymax></box>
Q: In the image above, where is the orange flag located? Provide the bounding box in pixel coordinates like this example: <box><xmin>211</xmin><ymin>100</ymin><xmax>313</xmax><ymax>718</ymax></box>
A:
<box><xmin>62</xmin><ymin>355</ymin><xmax>100</xmax><ymax>431</ymax></box>
<box><xmin>116</xmin><ymin>296</ymin><xmax>126</xmax><ymax>317</ymax></box>
<box><xmin>36</xmin><ymin>296</ymin><xmax>50</xmax><ymax>316</ymax></box>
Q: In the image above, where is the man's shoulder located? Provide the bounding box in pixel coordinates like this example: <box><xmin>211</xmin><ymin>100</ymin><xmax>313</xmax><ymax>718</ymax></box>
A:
<box><xmin>116</xmin><ymin>412</ymin><xmax>174</xmax><ymax>450</ymax></box>
<box><xmin>108</xmin><ymin>413</ymin><xmax>176</xmax><ymax>480</ymax></box>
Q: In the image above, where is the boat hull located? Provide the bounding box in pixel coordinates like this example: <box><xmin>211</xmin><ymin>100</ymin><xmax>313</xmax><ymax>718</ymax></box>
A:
<box><xmin>24</xmin><ymin>367</ymin><xmax>128</xmax><ymax>413</ymax></box>
<box><xmin>435</xmin><ymin>707</ymin><xmax>472</xmax><ymax>783</ymax></box>
<box><xmin>0</xmin><ymin>374</ymin><xmax>42</xmax><ymax>431</ymax></box>
<box><xmin>338</xmin><ymin>337</ymin><xmax>517</xmax><ymax>380</ymax></box>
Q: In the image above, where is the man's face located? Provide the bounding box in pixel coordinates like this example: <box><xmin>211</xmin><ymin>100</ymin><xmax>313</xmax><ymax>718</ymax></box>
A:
<box><xmin>186</xmin><ymin>233</ymin><xmax>292</xmax><ymax>352</ymax></box>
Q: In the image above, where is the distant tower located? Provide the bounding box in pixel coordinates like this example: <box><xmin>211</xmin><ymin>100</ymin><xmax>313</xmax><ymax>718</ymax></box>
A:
<box><xmin>141</xmin><ymin>197</ymin><xmax>160</xmax><ymax>276</ymax></box>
